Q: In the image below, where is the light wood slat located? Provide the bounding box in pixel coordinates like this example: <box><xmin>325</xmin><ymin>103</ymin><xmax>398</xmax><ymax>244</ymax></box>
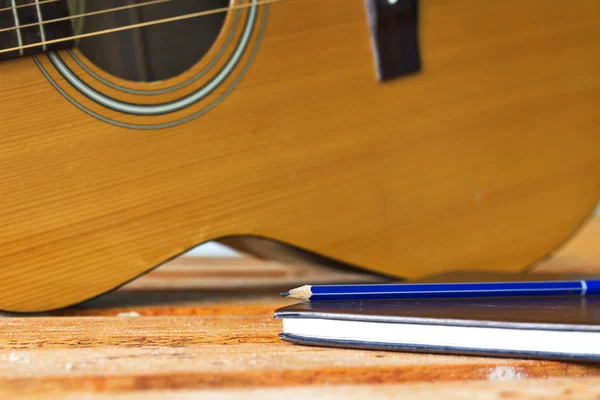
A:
<box><xmin>118</xmin><ymin>256</ymin><xmax>388</xmax><ymax>292</ymax></box>
<box><xmin>532</xmin><ymin>217</ymin><xmax>600</xmax><ymax>273</ymax></box>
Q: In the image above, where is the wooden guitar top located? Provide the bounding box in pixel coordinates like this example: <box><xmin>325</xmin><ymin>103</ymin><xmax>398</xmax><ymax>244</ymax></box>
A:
<box><xmin>0</xmin><ymin>0</ymin><xmax>598</xmax><ymax>312</ymax></box>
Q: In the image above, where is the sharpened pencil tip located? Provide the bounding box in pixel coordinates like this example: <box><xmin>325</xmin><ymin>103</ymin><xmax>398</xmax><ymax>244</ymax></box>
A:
<box><xmin>280</xmin><ymin>291</ymin><xmax>290</xmax><ymax>297</ymax></box>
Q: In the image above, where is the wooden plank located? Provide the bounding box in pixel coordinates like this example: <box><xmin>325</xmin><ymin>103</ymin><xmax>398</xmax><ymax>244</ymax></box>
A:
<box><xmin>0</xmin><ymin>314</ymin><xmax>598</xmax><ymax>396</ymax></box>
<box><xmin>18</xmin><ymin>378</ymin><xmax>600</xmax><ymax>400</ymax></box>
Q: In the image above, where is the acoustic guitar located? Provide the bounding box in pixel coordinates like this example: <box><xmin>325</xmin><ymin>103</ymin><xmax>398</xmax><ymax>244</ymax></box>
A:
<box><xmin>0</xmin><ymin>0</ymin><xmax>598</xmax><ymax>312</ymax></box>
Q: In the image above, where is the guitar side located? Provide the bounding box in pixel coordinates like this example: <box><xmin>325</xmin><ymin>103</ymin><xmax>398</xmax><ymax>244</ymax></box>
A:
<box><xmin>0</xmin><ymin>0</ymin><xmax>598</xmax><ymax>312</ymax></box>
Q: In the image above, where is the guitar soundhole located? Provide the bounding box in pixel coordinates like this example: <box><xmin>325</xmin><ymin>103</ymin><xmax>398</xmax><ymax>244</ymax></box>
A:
<box><xmin>73</xmin><ymin>0</ymin><xmax>229</xmax><ymax>82</ymax></box>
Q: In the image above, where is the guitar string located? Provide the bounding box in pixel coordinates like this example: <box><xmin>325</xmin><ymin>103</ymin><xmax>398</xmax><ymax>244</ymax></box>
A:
<box><xmin>0</xmin><ymin>0</ymin><xmax>59</xmax><ymax>14</ymax></box>
<box><xmin>0</xmin><ymin>0</ymin><xmax>179</xmax><ymax>34</ymax></box>
<box><xmin>0</xmin><ymin>0</ymin><xmax>285</xmax><ymax>55</ymax></box>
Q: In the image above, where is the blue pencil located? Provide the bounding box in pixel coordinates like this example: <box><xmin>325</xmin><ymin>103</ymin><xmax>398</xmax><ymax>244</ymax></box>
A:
<box><xmin>281</xmin><ymin>279</ymin><xmax>600</xmax><ymax>302</ymax></box>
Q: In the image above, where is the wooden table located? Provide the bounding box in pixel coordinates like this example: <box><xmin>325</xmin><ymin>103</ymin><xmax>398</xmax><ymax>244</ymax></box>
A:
<box><xmin>1</xmin><ymin>218</ymin><xmax>599</xmax><ymax>399</ymax></box>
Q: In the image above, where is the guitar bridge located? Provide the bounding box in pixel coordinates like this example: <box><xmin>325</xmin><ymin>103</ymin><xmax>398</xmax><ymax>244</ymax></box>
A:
<box><xmin>364</xmin><ymin>0</ymin><xmax>421</xmax><ymax>82</ymax></box>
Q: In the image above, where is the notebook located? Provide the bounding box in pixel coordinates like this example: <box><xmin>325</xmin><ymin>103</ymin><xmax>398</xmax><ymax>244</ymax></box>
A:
<box><xmin>274</xmin><ymin>296</ymin><xmax>600</xmax><ymax>362</ymax></box>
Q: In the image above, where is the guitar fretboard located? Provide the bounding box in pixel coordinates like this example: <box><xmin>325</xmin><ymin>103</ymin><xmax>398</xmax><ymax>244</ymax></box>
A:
<box><xmin>0</xmin><ymin>0</ymin><xmax>73</xmax><ymax>61</ymax></box>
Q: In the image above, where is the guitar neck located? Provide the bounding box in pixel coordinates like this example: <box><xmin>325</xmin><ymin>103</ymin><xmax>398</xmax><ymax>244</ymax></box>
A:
<box><xmin>0</xmin><ymin>0</ymin><xmax>74</xmax><ymax>61</ymax></box>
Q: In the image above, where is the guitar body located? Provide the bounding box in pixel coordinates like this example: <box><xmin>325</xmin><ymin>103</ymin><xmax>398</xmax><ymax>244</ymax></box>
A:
<box><xmin>0</xmin><ymin>0</ymin><xmax>598</xmax><ymax>312</ymax></box>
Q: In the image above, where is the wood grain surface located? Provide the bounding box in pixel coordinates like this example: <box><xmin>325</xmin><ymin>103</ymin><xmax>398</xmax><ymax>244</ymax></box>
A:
<box><xmin>1</xmin><ymin>0</ymin><xmax>599</xmax><ymax>312</ymax></box>
<box><xmin>0</xmin><ymin>217</ymin><xmax>598</xmax><ymax>399</ymax></box>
